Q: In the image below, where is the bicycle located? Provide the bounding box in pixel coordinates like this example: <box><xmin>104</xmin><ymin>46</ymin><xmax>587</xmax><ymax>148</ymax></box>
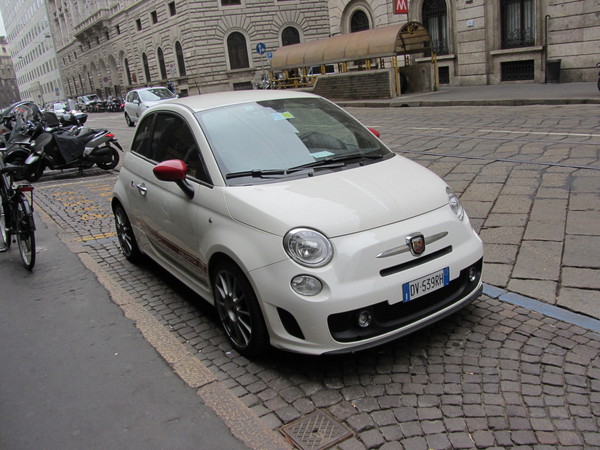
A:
<box><xmin>0</xmin><ymin>156</ymin><xmax>36</xmax><ymax>270</ymax></box>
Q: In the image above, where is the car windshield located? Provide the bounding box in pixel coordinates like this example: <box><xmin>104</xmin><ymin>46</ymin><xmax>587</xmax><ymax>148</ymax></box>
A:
<box><xmin>195</xmin><ymin>97</ymin><xmax>391</xmax><ymax>184</ymax></box>
<box><xmin>139</xmin><ymin>88</ymin><xmax>176</xmax><ymax>102</ymax></box>
<box><xmin>85</xmin><ymin>95</ymin><xmax>99</xmax><ymax>101</ymax></box>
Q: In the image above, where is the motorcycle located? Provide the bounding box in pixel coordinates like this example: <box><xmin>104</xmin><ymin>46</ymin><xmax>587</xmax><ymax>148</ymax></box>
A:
<box><xmin>4</xmin><ymin>108</ymin><xmax>122</xmax><ymax>181</ymax></box>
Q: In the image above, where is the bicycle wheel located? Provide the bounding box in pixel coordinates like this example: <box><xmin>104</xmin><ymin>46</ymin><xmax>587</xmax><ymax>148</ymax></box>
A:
<box><xmin>15</xmin><ymin>194</ymin><xmax>35</xmax><ymax>270</ymax></box>
<box><xmin>0</xmin><ymin>202</ymin><xmax>10</xmax><ymax>251</ymax></box>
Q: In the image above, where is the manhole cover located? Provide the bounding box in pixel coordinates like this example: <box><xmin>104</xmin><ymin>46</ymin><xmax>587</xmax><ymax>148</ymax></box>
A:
<box><xmin>280</xmin><ymin>410</ymin><xmax>353</xmax><ymax>450</ymax></box>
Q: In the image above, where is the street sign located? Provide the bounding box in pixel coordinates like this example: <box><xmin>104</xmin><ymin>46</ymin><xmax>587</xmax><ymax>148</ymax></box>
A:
<box><xmin>256</xmin><ymin>42</ymin><xmax>267</xmax><ymax>55</ymax></box>
<box><xmin>267</xmin><ymin>52</ymin><xmax>273</xmax><ymax>59</ymax></box>
<box><xmin>394</xmin><ymin>0</ymin><xmax>408</xmax><ymax>14</ymax></box>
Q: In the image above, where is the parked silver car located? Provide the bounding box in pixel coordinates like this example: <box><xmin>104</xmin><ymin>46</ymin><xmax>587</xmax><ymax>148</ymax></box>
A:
<box><xmin>124</xmin><ymin>87</ymin><xmax>177</xmax><ymax>127</ymax></box>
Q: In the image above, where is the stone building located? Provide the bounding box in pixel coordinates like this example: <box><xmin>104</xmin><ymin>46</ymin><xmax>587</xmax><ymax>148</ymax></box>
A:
<box><xmin>328</xmin><ymin>0</ymin><xmax>600</xmax><ymax>85</ymax></box>
<box><xmin>46</xmin><ymin>0</ymin><xmax>331</xmax><ymax>99</ymax></box>
<box><xmin>0</xmin><ymin>0</ymin><xmax>64</xmax><ymax>104</ymax></box>
<box><xmin>0</xmin><ymin>36</ymin><xmax>20</xmax><ymax>108</ymax></box>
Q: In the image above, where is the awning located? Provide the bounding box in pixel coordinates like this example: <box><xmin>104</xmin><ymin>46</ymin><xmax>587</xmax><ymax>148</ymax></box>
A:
<box><xmin>271</xmin><ymin>22</ymin><xmax>432</xmax><ymax>70</ymax></box>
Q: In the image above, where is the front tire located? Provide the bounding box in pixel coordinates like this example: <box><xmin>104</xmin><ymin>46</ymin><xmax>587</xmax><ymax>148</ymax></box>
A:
<box><xmin>125</xmin><ymin>113</ymin><xmax>134</xmax><ymax>127</ymax></box>
<box><xmin>212</xmin><ymin>261</ymin><xmax>269</xmax><ymax>357</ymax></box>
<box><xmin>96</xmin><ymin>147</ymin><xmax>120</xmax><ymax>170</ymax></box>
<box><xmin>113</xmin><ymin>203</ymin><xmax>142</xmax><ymax>263</ymax></box>
<box><xmin>16</xmin><ymin>194</ymin><xmax>35</xmax><ymax>270</ymax></box>
<box><xmin>25</xmin><ymin>160</ymin><xmax>44</xmax><ymax>182</ymax></box>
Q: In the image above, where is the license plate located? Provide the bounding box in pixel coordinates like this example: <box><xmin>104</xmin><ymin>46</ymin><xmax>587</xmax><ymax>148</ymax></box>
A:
<box><xmin>402</xmin><ymin>267</ymin><xmax>449</xmax><ymax>302</ymax></box>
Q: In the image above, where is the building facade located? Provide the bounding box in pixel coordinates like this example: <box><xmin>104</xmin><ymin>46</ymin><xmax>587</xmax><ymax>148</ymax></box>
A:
<box><xmin>0</xmin><ymin>0</ymin><xmax>65</xmax><ymax>104</ymax></box>
<box><xmin>46</xmin><ymin>0</ymin><xmax>331</xmax><ymax>99</ymax></box>
<box><xmin>329</xmin><ymin>0</ymin><xmax>600</xmax><ymax>85</ymax></box>
<box><xmin>0</xmin><ymin>36</ymin><xmax>21</xmax><ymax>108</ymax></box>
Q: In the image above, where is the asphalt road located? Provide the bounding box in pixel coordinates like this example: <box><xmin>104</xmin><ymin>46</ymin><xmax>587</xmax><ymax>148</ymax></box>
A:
<box><xmin>3</xmin><ymin>104</ymin><xmax>600</xmax><ymax>449</ymax></box>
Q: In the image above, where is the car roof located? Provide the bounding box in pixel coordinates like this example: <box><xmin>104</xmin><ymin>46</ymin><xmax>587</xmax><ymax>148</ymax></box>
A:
<box><xmin>129</xmin><ymin>86</ymin><xmax>171</xmax><ymax>93</ymax></box>
<box><xmin>155</xmin><ymin>90</ymin><xmax>320</xmax><ymax>113</ymax></box>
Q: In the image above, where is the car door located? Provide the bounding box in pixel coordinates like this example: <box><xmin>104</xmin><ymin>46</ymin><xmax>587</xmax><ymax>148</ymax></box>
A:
<box><xmin>130</xmin><ymin>92</ymin><xmax>143</xmax><ymax>120</ymax></box>
<box><xmin>126</xmin><ymin>111</ymin><xmax>215</xmax><ymax>294</ymax></box>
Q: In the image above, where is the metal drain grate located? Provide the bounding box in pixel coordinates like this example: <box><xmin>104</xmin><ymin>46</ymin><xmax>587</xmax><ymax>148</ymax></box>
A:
<box><xmin>280</xmin><ymin>410</ymin><xmax>353</xmax><ymax>450</ymax></box>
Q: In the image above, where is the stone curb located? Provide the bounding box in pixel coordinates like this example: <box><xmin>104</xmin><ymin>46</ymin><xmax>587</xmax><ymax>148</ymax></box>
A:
<box><xmin>484</xmin><ymin>284</ymin><xmax>600</xmax><ymax>334</ymax></box>
<box><xmin>336</xmin><ymin>98</ymin><xmax>600</xmax><ymax>108</ymax></box>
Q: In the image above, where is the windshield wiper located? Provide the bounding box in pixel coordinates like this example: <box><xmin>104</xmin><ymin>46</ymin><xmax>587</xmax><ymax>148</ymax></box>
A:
<box><xmin>225</xmin><ymin>169</ymin><xmax>287</xmax><ymax>179</ymax></box>
<box><xmin>287</xmin><ymin>152</ymin><xmax>384</xmax><ymax>172</ymax></box>
<box><xmin>226</xmin><ymin>152</ymin><xmax>385</xmax><ymax>180</ymax></box>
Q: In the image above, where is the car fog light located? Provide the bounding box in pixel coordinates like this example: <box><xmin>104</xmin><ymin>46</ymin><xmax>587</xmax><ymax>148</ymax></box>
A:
<box><xmin>468</xmin><ymin>266</ymin><xmax>478</xmax><ymax>282</ymax></box>
<box><xmin>357</xmin><ymin>310</ymin><xmax>373</xmax><ymax>328</ymax></box>
<box><xmin>291</xmin><ymin>275</ymin><xmax>323</xmax><ymax>296</ymax></box>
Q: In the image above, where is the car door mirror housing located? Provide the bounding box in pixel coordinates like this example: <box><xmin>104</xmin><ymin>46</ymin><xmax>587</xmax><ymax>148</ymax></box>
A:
<box><xmin>153</xmin><ymin>159</ymin><xmax>194</xmax><ymax>199</ymax></box>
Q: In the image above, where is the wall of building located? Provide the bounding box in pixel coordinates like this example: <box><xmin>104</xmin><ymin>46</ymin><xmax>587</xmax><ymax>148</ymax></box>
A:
<box><xmin>48</xmin><ymin>0</ymin><xmax>331</xmax><ymax>99</ymax></box>
<box><xmin>0</xmin><ymin>0</ymin><xmax>65</xmax><ymax>104</ymax></box>
<box><xmin>0</xmin><ymin>36</ymin><xmax>20</xmax><ymax>107</ymax></box>
<box><xmin>329</xmin><ymin>0</ymin><xmax>600</xmax><ymax>86</ymax></box>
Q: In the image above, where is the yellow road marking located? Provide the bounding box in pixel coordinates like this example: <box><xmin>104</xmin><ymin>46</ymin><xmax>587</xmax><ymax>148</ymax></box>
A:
<box><xmin>76</xmin><ymin>232</ymin><xmax>117</xmax><ymax>242</ymax></box>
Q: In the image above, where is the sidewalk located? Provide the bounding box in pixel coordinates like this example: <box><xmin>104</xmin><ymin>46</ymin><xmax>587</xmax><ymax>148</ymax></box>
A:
<box><xmin>0</xmin><ymin>214</ymin><xmax>286</xmax><ymax>450</ymax></box>
<box><xmin>337</xmin><ymin>81</ymin><xmax>600</xmax><ymax>107</ymax></box>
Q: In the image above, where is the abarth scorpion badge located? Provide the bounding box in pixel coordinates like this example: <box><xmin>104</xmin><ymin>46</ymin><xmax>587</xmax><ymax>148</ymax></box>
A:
<box><xmin>406</xmin><ymin>233</ymin><xmax>426</xmax><ymax>256</ymax></box>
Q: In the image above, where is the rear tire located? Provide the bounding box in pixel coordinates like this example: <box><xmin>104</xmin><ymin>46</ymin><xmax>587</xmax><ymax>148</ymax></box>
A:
<box><xmin>113</xmin><ymin>203</ymin><xmax>142</xmax><ymax>263</ymax></box>
<box><xmin>96</xmin><ymin>147</ymin><xmax>120</xmax><ymax>170</ymax></box>
<box><xmin>16</xmin><ymin>194</ymin><xmax>35</xmax><ymax>270</ymax></box>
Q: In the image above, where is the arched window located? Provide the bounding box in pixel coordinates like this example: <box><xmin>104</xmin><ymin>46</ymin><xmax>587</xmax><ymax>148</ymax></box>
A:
<box><xmin>281</xmin><ymin>26</ymin><xmax>300</xmax><ymax>46</ymax></box>
<box><xmin>142</xmin><ymin>52</ymin><xmax>151</xmax><ymax>82</ymax></box>
<box><xmin>501</xmin><ymin>0</ymin><xmax>534</xmax><ymax>48</ymax></box>
<box><xmin>175</xmin><ymin>41</ymin><xmax>186</xmax><ymax>76</ymax></box>
<box><xmin>124</xmin><ymin>58</ymin><xmax>132</xmax><ymax>85</ymax></box>
<box><xmin>227</xmin><ymin>32</ymin><xmax>249</xmax><ymax>70</ymax></box>
<box><xmin>423</xmin><ymin>0</ymin><xmax>449</xmax><ymax>55</ymax></box>
<box><xmin>350</xmin><ymin>10</ymin><xmax>369</xmax><ymax>33</ymax></box>
<box><xmin>157</xmin><ymin>47</ymin><xmax>167</xmax><ymax>80</ymax></box>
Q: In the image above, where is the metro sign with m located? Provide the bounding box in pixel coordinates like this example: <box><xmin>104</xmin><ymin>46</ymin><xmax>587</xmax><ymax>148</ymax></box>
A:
<box><xmin>395</xmin><ymin>0</ymin><xmax>408</xmax><ymax>14</ymax></box>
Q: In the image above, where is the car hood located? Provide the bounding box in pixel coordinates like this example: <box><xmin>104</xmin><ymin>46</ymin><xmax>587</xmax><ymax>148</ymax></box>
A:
<box><xmin>223</xmin><ymin>155</ymin><xmax>449</xmax><ymax>237</ymax></box>
<box><xmin>143</xmin><ymin>98</ymin><xmax>176</xmax><ymax>108</ymax></box>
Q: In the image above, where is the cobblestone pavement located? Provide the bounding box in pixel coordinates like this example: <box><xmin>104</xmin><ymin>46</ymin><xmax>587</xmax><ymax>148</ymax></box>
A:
<box><xmin>32</xmin><ymin>105</ymin><xmax>600</xmax><ymax>449</ymax></box>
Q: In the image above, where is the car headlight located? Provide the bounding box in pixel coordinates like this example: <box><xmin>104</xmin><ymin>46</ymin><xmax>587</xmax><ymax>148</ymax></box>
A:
<box><xmin>447</xmin><ymin>187</ymin><xmax>465</xmax><ymax>221</ymax></box>
<box><xmin>284</xmin><ymin>228</ymin><xmax>333</xmax><ymax>267</ymax></box>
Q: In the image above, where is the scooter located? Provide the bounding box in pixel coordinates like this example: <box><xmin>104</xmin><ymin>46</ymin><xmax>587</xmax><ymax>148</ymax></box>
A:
<box><xmin>21</xmin><ymin>124</ymin><xmax>123</xmax><ymax>181</ymax></box>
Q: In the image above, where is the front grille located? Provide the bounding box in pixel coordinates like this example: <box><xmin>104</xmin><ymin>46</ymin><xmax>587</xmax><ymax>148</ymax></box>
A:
<box><xmin>328</xmin><ymin>258</ymin><xmax>482</xmax><ymax>342</ymax></box>
<box><xmin>380</xmin><ymin>246</ymin><xmax>452</xmax><ymax>277</ymax></box>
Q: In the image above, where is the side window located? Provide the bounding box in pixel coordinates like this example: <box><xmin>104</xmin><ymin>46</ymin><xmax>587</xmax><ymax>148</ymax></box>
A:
<box><xmin>130</xmin><ymin>114</ymin><xmax>154</xmax><ymax>158</ymax></box>
<box><xmin>150</xmin><ymin>113</ymin><xmax>210</xmax><ymax>183</ymax></box>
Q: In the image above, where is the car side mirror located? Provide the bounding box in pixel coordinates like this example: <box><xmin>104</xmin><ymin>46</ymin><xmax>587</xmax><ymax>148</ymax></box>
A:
<box><xmin>368</xmin><ymin>127</ymin><xmax>380</xmax><ymax>138</ymax></box>
<box><xmin>153</xmin><ymin>159</ymin><xmax>194</xmax><ymax>199</ymax></box>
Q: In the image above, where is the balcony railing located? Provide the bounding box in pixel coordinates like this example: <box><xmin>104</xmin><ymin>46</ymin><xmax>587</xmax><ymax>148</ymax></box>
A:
<box><xmin>74</xmin><ymin>4</ymin><xmax>121</xmax><ymax>40</ymax></box>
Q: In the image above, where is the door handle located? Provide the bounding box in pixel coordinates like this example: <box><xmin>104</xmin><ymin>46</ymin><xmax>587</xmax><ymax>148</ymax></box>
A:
<box><xmin>136</xmin><ymin>183</ymin><xmax>147</xmax><ymax>195</ymax></box>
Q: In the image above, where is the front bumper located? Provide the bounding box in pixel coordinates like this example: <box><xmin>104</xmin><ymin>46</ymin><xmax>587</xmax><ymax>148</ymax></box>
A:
<box><xmin>248</xmin><ymin>205</ymin><xmax>484</xmax><ymax>355</ymax></box>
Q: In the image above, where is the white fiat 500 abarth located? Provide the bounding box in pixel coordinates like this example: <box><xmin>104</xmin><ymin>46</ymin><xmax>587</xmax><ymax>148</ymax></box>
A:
<box><xmin>112</xmin><ymin>90</ymin><xmax>483</xmax><ymax>357</ymax></box>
